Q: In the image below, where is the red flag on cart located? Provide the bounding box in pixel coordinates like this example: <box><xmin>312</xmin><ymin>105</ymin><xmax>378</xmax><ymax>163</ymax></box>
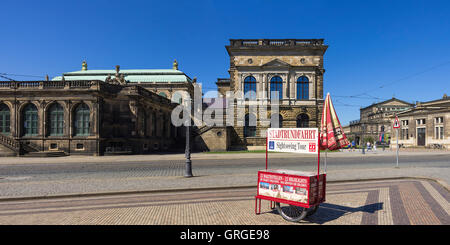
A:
<box><xmin>320</xmin><ymin>93</ymin><xmax>350</xmax><ymax>150</ymax></box>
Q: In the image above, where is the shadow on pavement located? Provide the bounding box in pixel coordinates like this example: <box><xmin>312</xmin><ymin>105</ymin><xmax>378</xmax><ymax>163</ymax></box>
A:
<box><xmin>304</xmin><ymin>202</ymin><xmax>384</xmax><ymax>224</ymax></box>
<box><xmin>264</xmin><ymin>202</ymin><xmax>384</xmax><ymax>224</ymax></box>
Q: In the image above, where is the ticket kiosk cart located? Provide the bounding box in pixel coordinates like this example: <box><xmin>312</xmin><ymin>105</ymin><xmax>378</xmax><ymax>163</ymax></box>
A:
<box><xmin>255</xmin><ymin>94</ymin><xmax>349</xmax><ymax>222</ymax></box>
<box><xmin>255</xmin><ymin>128</ymin><xmax>326</xmax><ymax>222</ymax></box>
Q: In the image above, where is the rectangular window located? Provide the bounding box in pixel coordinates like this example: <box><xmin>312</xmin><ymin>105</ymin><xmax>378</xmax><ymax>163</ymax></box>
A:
<box><xmin>401</xmin><ymin>120</ymin><xmax>409</xmax><ymax>126</ymax></box>
<box><xmin>435</xmin><ymin>117</ymin><xmax>444</xmax><ymax>124</ymax></box>
<box><xmin>401</xmin><ymin>128</ymin><xmax>409</xmax><ymax>140</ymax></box>
<box><xmin>435</xmin><ymin>126</ymin><xmax>444</xmax><ymax>139</ymax></box>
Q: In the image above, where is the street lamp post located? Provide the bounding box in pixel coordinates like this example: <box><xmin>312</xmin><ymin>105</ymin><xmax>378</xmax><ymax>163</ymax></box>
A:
<box><xmin>184</xmin><ymin>98</ymin><xmax>193</xmax><ymax>178</ymax></box>
<box><xmin>361</xmin><ymin>123</ymin><xmax>365</xmax><ymax>154</ymax></box>
<box><xmin>185</xmin><ymin>121</ymin><xmax>193</xmax><ymax>177</ymax></box>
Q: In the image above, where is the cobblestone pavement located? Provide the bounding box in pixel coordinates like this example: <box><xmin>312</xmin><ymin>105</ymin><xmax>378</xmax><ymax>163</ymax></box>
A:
<box><xmin>0</xmin><ymin>179</ymin><xmax>447</xmax><ymax>225</ymax></box>
<box><xmin>0</xmin><ymin>151</ymin><xmax>449</xmax><ymax>198</ymax></box>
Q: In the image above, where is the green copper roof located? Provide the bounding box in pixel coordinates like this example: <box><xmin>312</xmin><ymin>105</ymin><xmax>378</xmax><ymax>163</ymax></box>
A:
<box><xmin>52</xmin><ymin>69</ymin><xmax>192</xmax><ymax>83</ymax></box>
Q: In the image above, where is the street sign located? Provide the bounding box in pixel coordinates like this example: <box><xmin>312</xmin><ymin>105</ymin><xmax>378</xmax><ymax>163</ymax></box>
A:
<box><xmin>393</xmin><ymin>115</ymin><xmax>400</xmax><ymax>168</ymax></box>
<box><xmin>393</xmin><ymin>116</ymin><xmax>400</xmax><ymax>129</ymax></box>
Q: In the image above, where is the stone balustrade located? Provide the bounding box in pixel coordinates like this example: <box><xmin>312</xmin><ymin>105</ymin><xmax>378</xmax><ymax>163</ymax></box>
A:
<box><xmin>230</xmin><ymin>39</ymin><xmax>325</xmax><ymax>47</ymax></box>
<box><xmin>0</xmin><ymin>80</ymin><xmax>100</xmax><ymax>90</ymax></box>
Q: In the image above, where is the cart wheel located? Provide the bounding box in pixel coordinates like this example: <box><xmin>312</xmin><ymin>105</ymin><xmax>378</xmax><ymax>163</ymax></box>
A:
<box><xmin>275</xmin><ymin>202</ymin><xmax>308</xmax><ymax>222</ymax></box>
<box><xmin>306</xmin><ymin>205</ymin><xmax>319</xmax><ymax>217</ymax></box>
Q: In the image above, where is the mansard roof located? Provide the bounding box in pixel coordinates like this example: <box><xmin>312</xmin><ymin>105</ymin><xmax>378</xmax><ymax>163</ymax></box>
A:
<box><xmin>52</xmin><ymin>68</ymin><xmax>193</xmax><ymax>83</ymax></box>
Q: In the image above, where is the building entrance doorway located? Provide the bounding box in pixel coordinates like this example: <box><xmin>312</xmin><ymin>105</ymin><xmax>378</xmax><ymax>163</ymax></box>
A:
<box><xmin>417</xmin><ymin>128</ymin><xmax>426</xmax><ymax>146</ymax></box>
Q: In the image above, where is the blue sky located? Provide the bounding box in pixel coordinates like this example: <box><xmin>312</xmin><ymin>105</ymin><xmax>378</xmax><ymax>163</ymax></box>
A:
<box><xmin>1</xmin><ymin>0</ymin><xmax>449</xmax><ymax>125</ymax></box>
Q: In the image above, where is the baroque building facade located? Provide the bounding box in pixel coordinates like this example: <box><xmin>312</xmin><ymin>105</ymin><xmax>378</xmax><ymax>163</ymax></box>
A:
<box><xmin>0</xmin><ymin>38</ymin><xmax>330</xmax><ymax>155</ymax></box>
<box><xmin>347</xmin><ymin>97</ymin><xmax>414</xmax><ymax>145</ymax></box>
<box><xmin>0</xmin><ymin>61</ymin><xmax>194</xmax><ymax>156</ymax></box>
<box><xmin>215</xmin><ymin>39</ymin><xmax>328</xmax><ymax>150</ymax></box>
<box><xmin>393</xmin><ymin>94</ymin><xmax>450</xmax><ymax>149</ymax></box>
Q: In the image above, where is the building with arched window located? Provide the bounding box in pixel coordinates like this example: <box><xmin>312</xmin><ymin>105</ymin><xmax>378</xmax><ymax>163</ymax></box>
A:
<box><xmin>0</xmin><ymin>61</ymin><xmax>194</xmax><ymax>156</ymax></box>
<box><xmin>1</xmin><ymin>39</ymin><xmax>327</xmax><ymax>154</ymax></box>
<box><xmin>216</xmin><ymin>39</ymin><xmax>327</xmax><ymax>150</ymax></box>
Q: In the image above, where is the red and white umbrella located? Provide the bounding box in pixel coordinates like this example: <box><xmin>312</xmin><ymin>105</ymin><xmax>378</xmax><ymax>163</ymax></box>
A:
<box><xmin>319</xmin><ymin>93</ymin><xmax>350</xmax><ymax>171</ymax></box>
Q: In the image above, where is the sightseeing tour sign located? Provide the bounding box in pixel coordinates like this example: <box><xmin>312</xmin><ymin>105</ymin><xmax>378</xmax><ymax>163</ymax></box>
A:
<box><xmin>267</xmin><ymin>128</ymin><xmax>319</xmax><ymax>154</ymax></box>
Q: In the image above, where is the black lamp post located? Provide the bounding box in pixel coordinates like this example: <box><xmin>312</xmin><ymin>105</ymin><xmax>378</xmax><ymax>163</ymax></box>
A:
<box><xmin>184</xmin><ymin>98</ymin><xmax>193</xmax><ymax>178</ymax></box>
<box><xmin>361</xmin><ymin>123</ymin><xmax>365</xmax><ymax>154</ymax></box>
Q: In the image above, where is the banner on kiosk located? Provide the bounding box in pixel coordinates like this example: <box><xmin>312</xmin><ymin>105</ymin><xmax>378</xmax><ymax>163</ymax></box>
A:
<box><xmin>267</xmin><ymin>128</ymin><xmax>318</xmax><ymax>154</ymax></box>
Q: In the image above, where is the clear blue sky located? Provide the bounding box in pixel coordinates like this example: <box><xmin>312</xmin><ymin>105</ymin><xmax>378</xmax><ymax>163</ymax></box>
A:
<box><xmin>1</xmin><ymin>0</ymin><xmax>449</xmax><ymax>125</ymax></box>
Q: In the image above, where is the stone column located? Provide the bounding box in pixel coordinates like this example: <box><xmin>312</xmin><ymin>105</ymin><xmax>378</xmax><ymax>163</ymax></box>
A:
<box><xmin>282</xmin><ymin>73</ymin><xmax>288</xmax><ymax>102</ymax></box>
<box><xmin>64</xmin><ymin>100</ymin><xmax>71</xmax><ymax>138</ymax></box>
<box><xmin>290</xmin><ymin>72</ymin><xmax>296</xmax><ymax>101</ymax></box>
<box><xmin>39</xmin><ymin>101</ymin><xmax>46</xmax><ymax>138</ymax></box>
<box><xmin>11</xmin><ymin>100</ymin><xmax>18</xmax><ymax>138</ymax></box>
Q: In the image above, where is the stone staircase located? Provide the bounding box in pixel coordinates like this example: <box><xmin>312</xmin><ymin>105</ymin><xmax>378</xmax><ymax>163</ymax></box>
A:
<box><xmin>0</xmin><ymin>134</ymin><xmax>66</xmax><ymax>157</ymax></box>
<box><xmin>0</xmin><ymin>134</ymin><xmax>20</xmax><ymax>156</ymax></box>
<box><xmin>194</xmin><ymin>125</ymin><xmax>214</xmax><ymax>136</ymax></box>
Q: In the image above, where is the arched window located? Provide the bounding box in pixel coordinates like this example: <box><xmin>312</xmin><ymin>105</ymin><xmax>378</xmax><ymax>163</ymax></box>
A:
<box><xmin>270</xmin><ymin>76</ymin><xmax>283</xmax><ymax>100</ymax></box>
<box><xmin>48</xmin><ymin>103</ymin><xmax>64</xmax><ymax>136</ymax></box>
<box><xmin>74</xmin><ymin>103</ymin><xmax>90</xmax><ymax>136</ymax></box>
<box><xmin>0</xmin><ymin>104</ymin><xmax>10</xmax><ymax>135</ymax></box>
<box><xmin>244</xmin><ymin>114</ymin><xmax>257</xmax><ymax>137</ymax></box>
<box><xmin>244</xmin><ymin>76</ymin><xmax>257</xmax><ymax>99</ymax></box>
<box><xmin>270</xmin><ymin>114</ymin><xmax>283</xmax><ymax>128</ymax></box>
<box><xmin>296</xmin><ymin>114</ymin><xmax>309</xmax><ymax>128</ymax></box>
<box><xmin>297</xmin><ymin>76</ymin><xmax>309</xmax><ymax>100</ymax></box>
<box><xmin>23</xmin><ymin>104</ymin><xmax>38</xmax><ymax>136</ymax></box>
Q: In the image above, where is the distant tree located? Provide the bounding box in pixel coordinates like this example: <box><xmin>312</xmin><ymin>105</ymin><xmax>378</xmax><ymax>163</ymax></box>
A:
<box><xmin>364</xmin><ymin>136</ymin><xmax>374</xmax><ymax>144</ymax></box>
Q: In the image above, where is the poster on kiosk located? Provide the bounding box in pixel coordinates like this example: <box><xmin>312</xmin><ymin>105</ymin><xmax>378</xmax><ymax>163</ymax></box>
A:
<box><xmin>257</xmin><ymin>128</ymin><xmax>325</xmax><ymax>208</ymax></box>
